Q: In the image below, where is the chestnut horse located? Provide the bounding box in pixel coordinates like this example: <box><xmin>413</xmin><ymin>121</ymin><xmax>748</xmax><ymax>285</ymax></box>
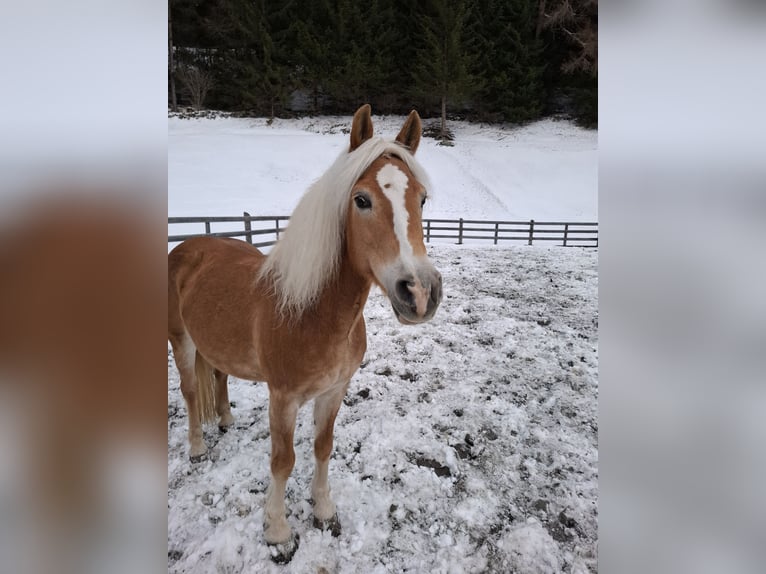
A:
<box><xmin>168</xmin><ymin>105</ymin><xmax>442</xmax><ymax>561</ymax></box>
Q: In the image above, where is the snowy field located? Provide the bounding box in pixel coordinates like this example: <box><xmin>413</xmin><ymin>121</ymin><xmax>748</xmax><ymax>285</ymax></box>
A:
<box><xmin>168</xmin><ymin>112</ymin><xmax>598</xmax><ymax>572</ymax></box>
<box><xmin>167</xmin><ymin>244</ymin><xmax>598</xmax><ymax>573</ymax></box>
<box><xmin>168</xmin><ymin>114</ymin><xmax>597</xmax><ymax>222</ymax></box>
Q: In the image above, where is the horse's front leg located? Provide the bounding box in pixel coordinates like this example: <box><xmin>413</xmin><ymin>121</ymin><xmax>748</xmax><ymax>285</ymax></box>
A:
<box><xmin>264</xmin><ymin>389</ymin><xmax>299</xmax><ymax>562</ymax></box>
<box><xmin>311</xmin><ymin>382</ymin><xmax>348</xmax><ymax>537</ymax></box>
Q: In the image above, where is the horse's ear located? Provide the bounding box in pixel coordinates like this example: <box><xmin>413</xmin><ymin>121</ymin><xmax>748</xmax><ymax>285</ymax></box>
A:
<box><xmin>395</xmin><ymin>110</ymin><xmax>422</xmax><ymax>154</ymax></box>
<box><xmin>350</xmin><ymin>104</ymin><xmax>374</xmax><ymax>152</ymax></box>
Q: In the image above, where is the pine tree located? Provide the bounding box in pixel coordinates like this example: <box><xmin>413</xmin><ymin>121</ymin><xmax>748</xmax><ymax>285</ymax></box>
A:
<box><xmin>368</xmin><ymin>0</ymin><xmax>404</xmax><ymax>113</ymax></box>
<box><xmin>244</xmin><ymin>0</ymin><xmax>295</xmax><ymax>118</ymax></box>
<box><xmin>322</xmin><ymin>0</ymin><xmax>397</xmax><ymax>111</ymax></box>
<box><xmin>387</xmin><ymin>0</ymin><xmax>423</xmax><ymax>113</ymax></box>
<box><xmin>470</xmin><ymin>0</ymin><xmax>545</xmax><ymax>123</ymax></box>
<box><xmin>412</xmin><ymin>0</ymin><xmax>479</xmax><ymax>140</ymax></box>
<box><xmin>289</xmin><ymin>0</ymin><xmax>338</xmax><ymax>113</ymax></box>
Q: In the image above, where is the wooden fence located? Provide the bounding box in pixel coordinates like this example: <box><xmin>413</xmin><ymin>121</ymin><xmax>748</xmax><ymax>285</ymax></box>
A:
<box><xmin>168</xmin><ymin>213</ymin><xmax>290</xmax><ymax>248</ymax></box>
<box><xmin>168</xmin><ymin>214</ymin><xmax>598</xmax><ymax>248</ymax></box>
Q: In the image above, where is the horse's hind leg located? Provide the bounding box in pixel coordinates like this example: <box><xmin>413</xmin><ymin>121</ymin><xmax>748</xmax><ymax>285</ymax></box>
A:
<box><xmin>170</xmin><ymin>334</ymin><xmax>207</xmax><ymax>460</ymax></box>
<box><xmin>214</xmin><ymin>369</ymin><xmax>234</xmax><ymax>431</ymax></box>
<box><xmin>311</xmin><ymin>382</ymin><xmax>348</xmax><ymax>537</ymax></box>
<box><xmin>263</xmin><ymin>389</ymin><xmax>300</xmax><ymax>561</ymax></box>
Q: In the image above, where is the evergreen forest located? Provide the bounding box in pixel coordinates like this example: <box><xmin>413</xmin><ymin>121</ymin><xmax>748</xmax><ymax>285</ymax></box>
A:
<box><xmin>169</xmin><ymin>0</ymin><xmax>597</xmax><ymax>128</ymax></box>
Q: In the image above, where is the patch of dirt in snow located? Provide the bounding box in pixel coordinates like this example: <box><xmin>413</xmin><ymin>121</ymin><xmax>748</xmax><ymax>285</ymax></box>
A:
<box><xmin>167</xmin><ymin>245</ymin><xmax>598</xmax><ymax>573</ymax></box>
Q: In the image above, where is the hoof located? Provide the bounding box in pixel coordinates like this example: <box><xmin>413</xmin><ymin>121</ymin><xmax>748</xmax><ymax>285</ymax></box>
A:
<box><xmin>218</xmin><ymin>413</ymin><xmax>235</xmax><ymax>432</ymax></box>
<box><xmin>267</xmin><ymin>532</ymin><xmax>300</xmax><ymax>564</ymax></box>
<box><xmin>313</xmin><ymin>513</ymin><xmax>341</xmax><ymax>537</ymax></box>
<box><xmin>189</xmin><ymin>452</ymin><xmax>208</xmax><ymax>463</ymax></box>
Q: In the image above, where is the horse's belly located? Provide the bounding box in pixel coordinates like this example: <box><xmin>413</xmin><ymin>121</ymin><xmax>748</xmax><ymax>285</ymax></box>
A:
<box><xmin>211</xmin><ymin>356</ymin><xmax>265</xmax><ymax>383</ymax></box>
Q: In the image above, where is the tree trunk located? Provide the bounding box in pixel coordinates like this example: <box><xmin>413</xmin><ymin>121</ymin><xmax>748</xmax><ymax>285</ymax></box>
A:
<box><xmin>440</xmin><ymin>94</ymin><xmax>447</xmax><ymax>139</ymax></box>
<box><xmin>168</xmin><ymin>1</ymin><xmax>177</xmax><ymax>111</ymax></box>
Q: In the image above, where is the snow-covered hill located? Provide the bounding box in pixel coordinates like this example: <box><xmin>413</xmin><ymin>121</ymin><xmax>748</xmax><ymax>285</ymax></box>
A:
<box><xmin>168</xmin><ymin>115</ymin><xmax>597</xmax><ymax>222</ymax></box>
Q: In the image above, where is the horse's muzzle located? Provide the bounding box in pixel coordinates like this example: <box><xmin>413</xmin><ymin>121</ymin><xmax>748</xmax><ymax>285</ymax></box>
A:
<box><xmin>387</xmin><ymin>267</ymin><xmax>442</xmax><ymax>325</ymax></box>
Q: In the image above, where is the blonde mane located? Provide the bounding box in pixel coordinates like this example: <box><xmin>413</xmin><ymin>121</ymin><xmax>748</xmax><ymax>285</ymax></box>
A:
<box><xmin>258</xmin><ymin>136</ymin><xmax>430</xmax><ymax>318</ymax></box>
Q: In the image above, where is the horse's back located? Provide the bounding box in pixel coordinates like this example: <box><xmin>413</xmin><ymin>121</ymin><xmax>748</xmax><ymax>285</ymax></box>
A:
<box><xmin>170</xmin><ymin>236</ymin><xmax>264</xmax><ymax>287</ymax></box>
<box><xmin>169</xmin><ymin>236</ymin><xmax>264</xmax><ymax>271</ymax></box>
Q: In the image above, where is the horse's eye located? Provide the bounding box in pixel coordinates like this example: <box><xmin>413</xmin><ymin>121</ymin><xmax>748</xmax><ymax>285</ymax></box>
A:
<box><xmin>354</xmin><ymin>194</ymin><xmax>371</xmax><ymax>210</ymax></box>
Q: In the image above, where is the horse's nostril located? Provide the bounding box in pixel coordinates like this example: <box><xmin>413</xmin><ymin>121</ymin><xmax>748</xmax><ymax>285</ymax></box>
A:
<box><xmin>431</xmin><ymin>278</ymin><xmax>442</xmax><ymax>305</ymax></box>
<box><xmin>395</xmin><ymin>279</ymin><xmax>415</xmax><ymax>311</ymax></box>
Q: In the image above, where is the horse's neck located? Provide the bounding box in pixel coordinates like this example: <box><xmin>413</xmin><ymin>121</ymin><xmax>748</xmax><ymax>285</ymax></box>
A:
<box><xmin>314</xmin><ymin>251</ymin><xmax>371</xmax><ymax>333</ymax></box>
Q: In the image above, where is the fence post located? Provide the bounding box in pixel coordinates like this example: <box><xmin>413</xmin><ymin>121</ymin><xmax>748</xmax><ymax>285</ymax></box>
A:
<box><xmin>494</xmin><ymin>222</ymin><xmax>499</xmax><ymax>245</ymax></box>
<box><xmin>204</xmin><ymin>220</ymin><xmax>211</xmax><ymax>235</ymax></box>
<box><xmin>426</xmin><ymin>220</ymin><xmax>431</xmax><ymax>243</ymax></box>
<box><xmin>458</xmin><ymin>218</ymin><xmax>464</xmax><ymax>245</ymax></box>
<box><xmin>243</xmin><ymin>211</ymin><xmax>252</xmax><ymax>244</ymax></box>
<box><xmin>563</xmin><ymin>223</ymin><xmax>569</xmax><ymax>247</ymax></box>
<box><xmin>275</xmin><ymin>217</ymin><xmax>280</xmax><ymax>241</ymax></box>
<box><xmin>528</xmin><ymin>219</ymin><xmax>535</xmax><ymax>246</ymax></box>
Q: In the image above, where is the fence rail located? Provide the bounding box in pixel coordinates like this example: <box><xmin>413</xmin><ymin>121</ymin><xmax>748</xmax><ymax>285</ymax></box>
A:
<box><xmin>168</xmin><ymin>213</ymin><xmax>290</xmax><ymax>248</ymax></box>
<box><xmin>168</xmin><ymin>214</ymin><xmax>598</xmax><ymax>248</ymax></box>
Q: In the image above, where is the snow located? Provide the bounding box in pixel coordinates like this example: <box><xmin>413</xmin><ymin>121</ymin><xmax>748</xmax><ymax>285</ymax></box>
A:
<box><xmin>168</xmin><ymin>115</ymin><xmax>597</xmax><ymax>222</ymax></box>
<box><xmin>168</xmin><ymin>113</ymin><xmax>597</xmax><ymax>572</ymax></box>
<box><xmin>167</xmin><ymin>245</ymin><xmax>598</xmax><ymax>573</ymax></box>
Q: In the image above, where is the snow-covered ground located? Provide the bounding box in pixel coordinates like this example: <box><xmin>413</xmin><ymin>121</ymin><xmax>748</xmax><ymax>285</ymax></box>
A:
<box><xmin>168</xmin><ymin>244</ymin><xmax>598</xmax><ymax>573</ymax></box>
<box><xmin>168</xmin><ymin>113</ymin><xmax>598</xmax><ymax>572</ymax></box>
<box><xmin>168</xmin><ymin>114</ymin><xmax>597</xmax><ymax>222</ymax></box>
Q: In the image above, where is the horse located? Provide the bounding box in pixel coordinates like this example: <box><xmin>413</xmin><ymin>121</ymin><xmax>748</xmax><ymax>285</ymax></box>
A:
<box><xmin>168</xmin><ymin>104</ymin><xmax>442</xmax><ymax>562</ymax></box>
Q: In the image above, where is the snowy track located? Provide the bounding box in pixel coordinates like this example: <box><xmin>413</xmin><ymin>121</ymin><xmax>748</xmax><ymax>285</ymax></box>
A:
<box><xmin>168</xmin><ymin>244</ymin><xmax>598</xmax><ymax>573</ymax></box>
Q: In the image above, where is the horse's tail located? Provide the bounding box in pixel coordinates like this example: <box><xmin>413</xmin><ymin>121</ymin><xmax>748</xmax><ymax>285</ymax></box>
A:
<box><xmin>194</xmin><ymin>351</ymin><xmax>218</xmax><ymax>424</ymax></box>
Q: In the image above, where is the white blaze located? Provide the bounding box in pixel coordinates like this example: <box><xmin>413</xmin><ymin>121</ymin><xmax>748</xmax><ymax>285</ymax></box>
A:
<box><xmin>376</xmin><ymin>163</ymin><xmax>414</xmax><ymax>262</ymax></box>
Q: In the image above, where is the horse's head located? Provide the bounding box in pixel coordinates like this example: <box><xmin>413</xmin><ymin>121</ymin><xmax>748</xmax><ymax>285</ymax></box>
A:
<box><xmin>345</xmin><ymin>105</ymin><xmax>442</xmax><ymax>325</ymax></box>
